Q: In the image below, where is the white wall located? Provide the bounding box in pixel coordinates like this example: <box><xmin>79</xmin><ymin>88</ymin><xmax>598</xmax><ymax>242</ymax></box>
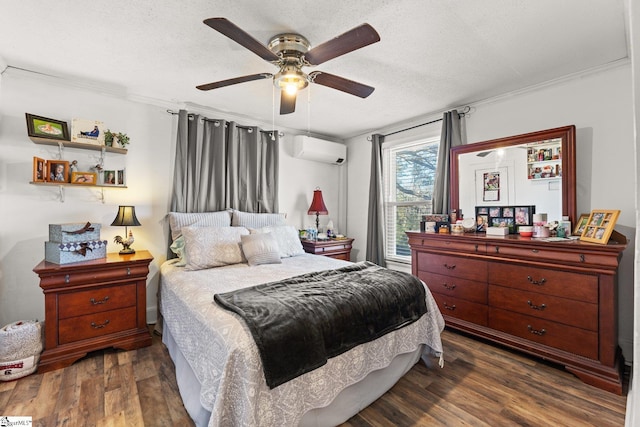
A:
<box><xmin>0</xmin><ymin>67</ymin><xmax>344</xmax><ymax>327</ymax></box>
<box><xmin>346</xmin><ymin>62</ymin><xmax>636</xmax><ymax>362</ymax></box>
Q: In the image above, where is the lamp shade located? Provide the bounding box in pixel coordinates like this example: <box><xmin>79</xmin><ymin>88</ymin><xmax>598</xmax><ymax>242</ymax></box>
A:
<box><xmin>307</xmin><ymin>188</ymin><xmax>328</xmax><ymax>215</ymax></box>
<box><xmin>111</xmin><ymin>206</ymin><xmax>141</xmax><ymax>227</ymax></box>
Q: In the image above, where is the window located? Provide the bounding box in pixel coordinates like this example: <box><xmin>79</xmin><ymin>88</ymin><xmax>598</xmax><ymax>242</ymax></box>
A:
<box><xmin>383</xmin><ymin>137</ymin><xmax>440</xmax><ymax>261</ymax></box>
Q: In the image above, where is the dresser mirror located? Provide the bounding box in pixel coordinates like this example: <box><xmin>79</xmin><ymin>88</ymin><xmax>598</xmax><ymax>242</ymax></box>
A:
<box><xmin>450</xmin><ymin>125</ymin><xmax>576</xmax><ymax>225</ymax></box>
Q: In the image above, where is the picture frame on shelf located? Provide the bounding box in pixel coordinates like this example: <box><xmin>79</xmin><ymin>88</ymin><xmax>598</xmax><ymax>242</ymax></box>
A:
<box><xmin>25</xmin><ymin>114</ymin><xmax>69</xmax><ymax>141</ymax></box>
<box><xmin>33</xmin><ymin>157</ymin><xmax>46</xmax><ymax>182</ymax></box>
<box><xmin>573</xmin><ymin>213</ymin><xmax>590</xmax><ymax>236</ymax></box>
<box><xmin>116</xmin><ymin>169</ymin><xmax>126</xmax><ymax>186</ymax></box>
<box><xmin>71</xmin><ymin>171</ymin><xmax>97</xmax><ymax>185</ymax></box>
<box><xmin>579</xmin><ymin>209</ymin><xmax>620</xmax><ymax>244</ymax></box>
<box><xmin>103</xmin><ymin>170</ymin><xmax>116</xmax><ymax>185</ymax></box>
<box><xmin>71</xmin><ymin>118</ymin><xmax>105</xmax><ymax>145</ymax></box>
<box><xmin>47</xmin><ymin>160</ymin><xmax>69</xmax><ymax>183</ymax></box>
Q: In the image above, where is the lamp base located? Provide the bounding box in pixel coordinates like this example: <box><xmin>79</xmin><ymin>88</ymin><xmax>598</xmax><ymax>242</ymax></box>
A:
<box><xmin>119</xmin><ymin>248</ymin><xmax>136</xmax><ymax>255</ymax></box>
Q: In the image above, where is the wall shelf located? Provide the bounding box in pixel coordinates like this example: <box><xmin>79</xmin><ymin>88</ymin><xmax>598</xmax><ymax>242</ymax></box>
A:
<box><xmin>29</xmin><ymin>182</ymin><xmax>127</xmax><ymax>189</ymax></box>
<box><xmin>30</xmin><ymin>136</ymin><xmax>127</xmax><ymax>154</ymax></box>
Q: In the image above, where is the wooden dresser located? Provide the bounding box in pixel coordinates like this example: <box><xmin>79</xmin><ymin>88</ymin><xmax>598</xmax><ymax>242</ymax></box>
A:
<box><xmin>407</xmin><ymin>231</ymin><xmax>627</xmax><ymax>394</ymax></box>
<box><xmin>301</xmin><ymin>238</ymin><xmax>354</xmax><ymax>261</ymax></box>
<box><xmin>33</xmin><ymin>250</ymin><xmax>153</xmax><ymax>373</ymax></box>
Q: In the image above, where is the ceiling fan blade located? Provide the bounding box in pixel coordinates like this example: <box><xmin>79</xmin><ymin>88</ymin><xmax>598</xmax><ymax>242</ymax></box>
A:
<box><xmin>309</xmin><ymin>71</ymin><xmax>375</xmax><ymax>98</ymax></box>
<box><xmin>304</xmin><ymin>23</ymin><xmax>380</xmax><ymax>66</ymax></box>
<box><xmin>203</xmin><ymin>17</ymin><xmax>280</xmax><ymax>62</ymax></box>
<box><xmin>280</xmin><ymin>91</ymin><xmax>296</xmax><ymax>115</ymax></box>
<box><xmin>196</xmin><ymin>73</ymin><xmax>272</xmax><ymax>91</ymax></box>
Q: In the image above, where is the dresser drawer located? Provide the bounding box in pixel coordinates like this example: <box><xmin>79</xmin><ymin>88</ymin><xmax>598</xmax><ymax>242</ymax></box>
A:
<box><xmin>58</xmin><ymin>306</ymin><xmax>137</xmax><ymax>344</ymax></box>
<box><xmin>432</xmin><ymin>293</ymin><xmax>488</xmax><ymax>326</ymax></box>
<box><xmin>488</xmin><ymin>285</ymin><xmax>597</xmax><ymax>331</ymax></box>
<box><xmin>488</xmin><ymin>243</ymin><xmax>622</xmax><ymax>268</ymax></box>
<box><xmin>488</xmin><ymin>263</ymin><xmax>597</xmax><ymax>303</ymax></box>
<box><xmin>489</xmin><ymin>308</ymin><xmax>597</xmax><ymax>359</ymax></box>
<box><xmin>419</xmin><ymin>271</ymin><xmax>487</xmax><ymax>304</ymax></box>
<box><xmin>58</xmin><ymin>283</ymin><xmax>137</xmax><ymax>319</ymax></box>
<box><xmin>413</xmin><ymin>238</ymin><xmax>487</xmax><ymax>254</ymax></box>
<box><xmin>417</xmin><ymin>253</ymin><xmax>487</xmax><ymax>281</ymax></box>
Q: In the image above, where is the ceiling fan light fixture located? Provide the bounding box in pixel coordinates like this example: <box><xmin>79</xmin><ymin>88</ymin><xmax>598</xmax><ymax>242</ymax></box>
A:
<box><xmin>274</xmin><ymin>66</ymin><xmax>309</xmax><ymax>94</ymax></box>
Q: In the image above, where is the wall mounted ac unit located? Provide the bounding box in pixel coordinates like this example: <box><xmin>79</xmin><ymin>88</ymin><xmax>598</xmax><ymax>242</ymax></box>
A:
<box><xmin>292</xmin><ymin>135</ymin><xmax>347</xmax><ymax>165</ymax></box>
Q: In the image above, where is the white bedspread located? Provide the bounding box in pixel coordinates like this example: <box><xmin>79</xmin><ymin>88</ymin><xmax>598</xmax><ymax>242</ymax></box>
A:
<box><xmin>160</xmin><ymin>254</ymin><xmax>444</xmax><ymax>426</ymax></box>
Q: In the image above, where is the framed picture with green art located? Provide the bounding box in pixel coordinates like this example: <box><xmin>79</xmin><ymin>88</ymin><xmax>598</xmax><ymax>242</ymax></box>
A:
<box><xmin>25</xmin><ymin>113</ymin><xmax>70</xmax><ymax>141</ymax></box>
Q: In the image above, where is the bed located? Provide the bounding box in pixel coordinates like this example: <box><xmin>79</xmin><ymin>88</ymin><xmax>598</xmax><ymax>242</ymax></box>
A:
<box><xmin>159</xmin><ymin>210</ymin><xmax>445</xmax><ymax>426</ymax></box>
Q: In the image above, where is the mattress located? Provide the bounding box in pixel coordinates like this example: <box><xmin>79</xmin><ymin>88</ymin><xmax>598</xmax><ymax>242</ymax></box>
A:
<box><xmin>159</xmin><ymin>254</ymin><xmax>444</xmax><ymax>426</ymax></box>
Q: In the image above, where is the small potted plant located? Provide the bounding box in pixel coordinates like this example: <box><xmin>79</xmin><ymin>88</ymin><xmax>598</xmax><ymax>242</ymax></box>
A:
<box><xmin>115</xmin><ymin>132</ymin><xmax>130</xmax><ymax>148</ymax></box>
<box><xmin>104</xmin><ymin>129</ymin><xmax>115</xmax><ymax>147</ymax></box>
<box><xmin>103</xmin><ymin>130</ymin><xmax>130</xmax><ymax>148</ymax></box>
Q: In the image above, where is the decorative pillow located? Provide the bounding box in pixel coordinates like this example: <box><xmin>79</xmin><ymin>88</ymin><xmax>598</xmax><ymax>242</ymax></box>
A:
<box><xmin>169</xmin><ymin>235</ymin><xmax>187</xmax><ymax>267</ymax></box>
<box><xmin>231</xmin><ymin>210</ymin><xmax>286</xmax><ymax>228</ymax></box>
<box><xmin>251</xmin><ymin>225</ymin><xmax>305</xmax><ymax>258</ymax></box>
<box><xmin>241</xmin><ymin>233</ymin><xmax>282</xmax><ymax>266</ymax></box>
<box><xmin>182</xmin><ymin>226</ymin><xmax>249</xmax><ymax>271</ymax></box>
<box><xmin>168</xmin><ymin>211</ymin><xmax>232</xmax><ymax>241</ymax></box>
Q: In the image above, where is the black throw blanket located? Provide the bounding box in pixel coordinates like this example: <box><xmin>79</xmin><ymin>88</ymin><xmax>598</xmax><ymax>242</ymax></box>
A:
<box><xmin>214</xmin><ymin>261</ymin><xmax>427</xmax><ymax>388</ymax></box>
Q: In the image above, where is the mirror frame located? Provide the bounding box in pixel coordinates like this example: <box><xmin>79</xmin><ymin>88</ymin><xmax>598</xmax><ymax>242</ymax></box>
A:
<box><xmin>450</xmin><ymin>125</ymin><xmax>577</xmax><ymax>223</ymax></box>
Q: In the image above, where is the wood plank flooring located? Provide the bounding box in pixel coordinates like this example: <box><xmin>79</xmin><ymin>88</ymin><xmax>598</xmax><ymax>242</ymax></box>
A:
<box><xmin>0</xmin><ymin>327</ymin><xmax>627</xmax><ymax>426</ymax></box>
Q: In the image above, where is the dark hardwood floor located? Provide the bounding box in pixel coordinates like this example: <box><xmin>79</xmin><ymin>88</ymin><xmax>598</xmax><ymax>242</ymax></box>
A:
<box><xmin>0</xmin><ymin>327</ymin><xmax>628</xmax><ymax>426</ymax></box>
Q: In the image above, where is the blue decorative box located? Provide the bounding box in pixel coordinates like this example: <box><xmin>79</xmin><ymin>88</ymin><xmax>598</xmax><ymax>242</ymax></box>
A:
<box><xmin>49</xmin><ymin>222</ymin><xmax>101</xmax><ymax>244</ymax></box>
<box><xmin>44</xmin><ymin>240</ymin><xmax>108</xmax><ymax>264</ymax></box>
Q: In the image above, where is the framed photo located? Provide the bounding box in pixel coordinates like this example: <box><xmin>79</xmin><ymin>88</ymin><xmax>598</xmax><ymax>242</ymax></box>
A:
<box><xmin>491</xmin><ymin>217</ymin><xmax>515</xmax><ymax>233</ymax></box>
<box><xmin>71</xmin><ymin>171</ymin><xmax>97</xmax><ymax>185</ymax></box>
<box><xmin>573</xmin><ymin>213</ymin><xmax>590</xmax><ymax>236</ymax></box>
<box><xmin>580</xmin><ymin>210</ymin><xmax>620</xmax><ymax>244</ymax></box>
<box><xmin>103</xmin><ymin>170</ymin><xmax>116</xmax><ymax>185</ymax></box>
<box><xmin>71</xmin><ymin>118</ymin><xmax>105</xmax><ymax>145</ymax></box>
<box><xmin>116</xmin><ymin>169</ymin><xmax>126</xmax><ymax>186</ymax></box>
<box><xmin>32</xmin><ymin>157</ymin><xmax>46</xmax><ymax>182</ymax></box>
<box><xmin>47</xmin><ymin>160</ymin><xmax>69</xmax><ymax>183</ymax></box>
<box><xmin>476</xmin><ymin>214</ymin><xmax>489</xmax><ymax>232</ymax></box>
<box><xmin>25</xmin><ymin>113</ymin><xmax>69</xmax><ymax>141</ymax></box>
<box><xmin>514</xmin><ymin>206</ymin><xmax>535</xmax><ymax>225</ymax></box>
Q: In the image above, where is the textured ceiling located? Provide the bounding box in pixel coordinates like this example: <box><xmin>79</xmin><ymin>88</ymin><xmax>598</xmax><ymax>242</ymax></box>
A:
<box><xmin>0</xmin><ymin>0</ymin><xmax>629</xmax><ymax>139</ymax></box>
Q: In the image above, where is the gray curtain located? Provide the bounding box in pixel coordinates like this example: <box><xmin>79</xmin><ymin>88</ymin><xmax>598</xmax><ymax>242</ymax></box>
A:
<box><xmin>170</xmin><ymin>110</ymin><xmax>279</xmax><ymax>214</ymax></box>
<box><xmin>432</xmin><ymin>109</ymin><xmax>463</xmax><ymax>214</ymax></box>
<box><xmin>366</xmin><ymin>134</ymin><xmax>386</xmax><ymax>267</ymax></box>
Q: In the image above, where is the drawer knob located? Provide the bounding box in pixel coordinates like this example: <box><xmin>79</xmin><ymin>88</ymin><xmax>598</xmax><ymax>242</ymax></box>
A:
<box><xmin>90</xmin><ymin>296</ymin><xmax>110</xmax><ymax>305</ymax></box>
<box><xmin>127</xmin><ymin>267</ymin><xmax>131</xmax><ymax>275</ymax></box>
<box><xmin>443</xmin><ymin>263</ymin><xmax>456</xmax><ymax>270</ymax></box>
<box><xmin>90</xmin><ymin>319</ymin><xmax>110</xmax><ymax>329</ymax></box>
<box><xmin>443</xmin><ymin>302</ymin><xmax>456</xmax><ymax>311</ymax></box>
<box><xmin>579</xmin><ymin>254</ymin><xmax>585</xmax><ymax>263</ymax></box>
<box><xmin>527</xmin><ymin>325</ymin><xmax>546</xmax><ymax>336</ymax></box>
<box><xmin>527</xmin><ymin>300</ymin><xmax>546</xmax><ymax>311</ymax></box>
<box><xmin>442</xmin><ymin>283</ymin><xmax>457</xmax><ymax>291</ymax></box>
<box><xmin>65</xmin><ymin>274</ymin><xmax>70</xmax><ymax>284</ymax></box>
<box><xmin>526</xmin><ymin>275</ymin><xmax>547</xmax><ymax>286</ymax></box>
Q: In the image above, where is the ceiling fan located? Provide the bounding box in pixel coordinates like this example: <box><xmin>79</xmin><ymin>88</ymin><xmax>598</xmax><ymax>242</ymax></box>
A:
<box><xmin>196</xmin><ymin>18</ymin><xmax>380</xmax><ymax>114</ymax></box>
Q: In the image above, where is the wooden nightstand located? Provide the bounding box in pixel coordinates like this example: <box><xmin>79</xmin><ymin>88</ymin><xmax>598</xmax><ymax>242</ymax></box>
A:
<box><xmin>301</xmin><ymin>238</ymin><xmax>354</xmax><ymax>261</ymax></box>
<box><xmin>33</xmin><ymin>250</ymin><xmax>153</xmax><ymax>373</ymax></box>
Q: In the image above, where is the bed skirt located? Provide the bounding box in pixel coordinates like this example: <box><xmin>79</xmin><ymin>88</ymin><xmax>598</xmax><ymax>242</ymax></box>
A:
<box><xmin>162</xmin><ymin>322</ymin><xmax>424</xmax><ymax>427</ymax></box>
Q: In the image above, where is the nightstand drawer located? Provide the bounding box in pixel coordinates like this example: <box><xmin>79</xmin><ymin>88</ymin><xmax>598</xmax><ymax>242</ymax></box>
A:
<box><xmin>40</xmin><ymin>264</ymin><xmax>150</xmax><ymax>287</ymax></box>
<box><xmin>58</xmin><ymin>306</ymin><xmax>137</xmax><ymax>344</ymax></box>
<box><xmin>58</xmin><ymin>283</ymin><xmax>137</xmax><ymax>319</ymax></box>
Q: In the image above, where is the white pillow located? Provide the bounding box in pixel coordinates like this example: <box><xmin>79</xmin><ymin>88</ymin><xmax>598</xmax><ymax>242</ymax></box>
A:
<box><xmin>182</xmin><ymin>226</ymin><xmax>249</xmax><ymax>271</ymax></box>
<box><xmin>251</xmin><ymin>225</ymin><xmax>305</xmax><ymax>258</ymax></box>
<box><xmin>168</xmin><ymin>211</ymin><xmax>232</xmax><ymax>241</ymax></box>
<box><xmin>241</xmin><ymin>233</ymin><xmax>282</xmax><ymax>266</ymax></box>
<box><xmin>231</xmin><ymin>210</ymin><xmax>286</xmax><ymax>228</ymax></box>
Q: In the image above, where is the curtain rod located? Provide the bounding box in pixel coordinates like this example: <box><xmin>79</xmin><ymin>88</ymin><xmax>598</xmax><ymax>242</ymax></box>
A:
<box><xmin>368</xmin><ymin>106</ymin><xmax>470</xmax><ymax>140</ymax></box>
<box><xmin>167</xmin><ymin>109</ymin><xmax>284</xmax><ymax>137</ymax></box>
